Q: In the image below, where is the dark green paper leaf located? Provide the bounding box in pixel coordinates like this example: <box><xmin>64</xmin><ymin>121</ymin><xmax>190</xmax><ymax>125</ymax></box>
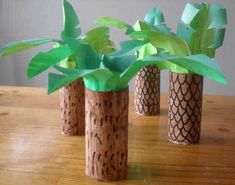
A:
<box><xmin>61</xmin><ymin>0</ymin><xmax>81</xmax><ymax>39</ymax></box>
<box><xmin>27</xmin><ymin>44</ymin><xmax>73</xmax><ymax>79</ymax></box>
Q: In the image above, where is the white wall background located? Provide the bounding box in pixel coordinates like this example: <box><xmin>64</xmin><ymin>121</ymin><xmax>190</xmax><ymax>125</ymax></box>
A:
<box><xmin>0</xmin><ymin>0</ymin><xmax>234</xmax><ymax>95</ymax></box>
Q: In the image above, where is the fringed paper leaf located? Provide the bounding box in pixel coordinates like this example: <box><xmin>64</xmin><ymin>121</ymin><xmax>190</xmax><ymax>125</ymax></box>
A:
<box><xmin>131</xmin><ymin>24</ymin><xmax>189</xmax><ymax>55</ymax></box>
<box><xmin>49</xmin><ymin>50</ymin><xmax>226</xmax><ymax>94</ymax></box>
<box><xmin>61</xmin><ymin>0</ymin><xmax>81</xmax><ymax>40</ymax></box>
<box><xmin>120</xmin><ymin>53</ymin><xmax>227</xmax><ymax>86</ymax></box>
<box><xmin>177</xmin><ymin>3</ymin><xmax>227</xmax><ymax>57</ymax></box>
<box><xmin>27</xmin><ymin>44</ymin><xmax>73</xmax><ymax>79</ymax></box>
<box><xmin>136</xmin><ymin>42</ymin><xmax>158</xmax><ymax>59</ymax></box>
<box><xmin>109</xmin><ymin>40</ymin><xmax>147</xmax><ymax>57</ymax></box>
<box><xmin>144</xmin><ymin>7</ymin><xmax>172</xmax><ymax>35</ymax></box>
<box><xmin>0</xmin><ymin>38</ymin><xmax>54</xmax><ymax>57</ymax></box>
<box><xmin>95</xmin><ymin>17</ymin><xmax>134</xmax><ymax>34</ymax></box>
<box><xmin>84</xmin><ymin>26</ymin><xmax>115</xmax><ymax>54</ymax></box>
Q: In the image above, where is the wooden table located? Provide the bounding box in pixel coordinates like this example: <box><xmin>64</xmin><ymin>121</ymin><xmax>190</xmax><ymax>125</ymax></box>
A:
<box><xmin>0</xmin><ymin>86</ymin><xmax>234</xmax><ymax>185</ymax></box>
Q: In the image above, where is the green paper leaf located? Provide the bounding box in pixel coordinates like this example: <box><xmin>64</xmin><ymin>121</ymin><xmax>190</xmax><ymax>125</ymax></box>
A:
<box><xmin>144</xmin><ymin>7</ymin><xmax>172</xmax><ymax>35</ymax></box>
<box><xmin>84</xmin><ymin>26</ymin><xmax>115</xmax><ymax>54</ymax></box>
<box><xmin>50</xmin><ymin>66</ymin><xmax>122</xmax><ymax>92</ymax></box>
<box><xmin>109</xmin><ymin>40</ymin><xmax>147</xmax><ymax>57</ymax></box>
<box><xmin>141</xmin><ymin>54</ymin><xmax>227</xmax><ymax>84</ymax></box>
<box><xmin>103</xmin><ymin>55</ymin><xmax>137</xmax><ymax>73</ymax></box>
<box><xmin>119</xmin><ymin>55</ymin><xmax>188</xmax><ymax>86</ymax></box>
<box><xmin>48</xmin><ymin>73</ymin><xmax>81</xmax><ymax>94</ymax></box>
<box><xmin>136</xmin><ymin>42</ymin><xmax>158</xmax><ymax>59</ymax></box>
<box><xmin>27</xmin><ymin>44</ymin><xmax>73</xmax><ymax>79</ymax></box>
<box><xmin>131</xmin><ymin>23</ymin><xmax>190</xmax><ymax>55</ymax></box>
<box><xmin>177</xmin><ymin>3</ymin><xmax>227</xmax><ymax>57</ymax></box>
<box><xmin>59</xmin><ymin>36</ymin><xmax>101</xmax><ymax>69</ymax></box>
<box><xmin>95</xmin><ymin>17</ymin><xmax>134</xmax><ymax>34</ymax></box>
<box><xmin>61</xmin><ymin>0</ymin><xmax>81</xmax><ymax>39</ymax></box>
<box><xmin>0</xmin><ymin>38</ymin><xmax>54</xmax><ymax>57</ymax></box>
<box><xmin>177</xmin><ymin>22</ymin><xmax>194</xmax><ymax>43</ymax></box>
<box><xmin>181</xmin><ymin>3</ymin><xmax>200</xmax><ymax>25</ymax></box>
<box><xmin>76</xmin><ymin>43</ymin><xmax>101</xmax><ymax>69</ymax></box>
<box><xmin>48</xmin><ymin>66</ymin><xmax>102</xmax><ymax>94</ymax></box>
<box><xmin>208</xmin><ymin>28</ymin><xmax>225</xmax><ymax>49</ymax></box>
<box><xmin>208</xmin><ymin>4</ymin><xmax>227</xmax><ymax>29</ymax></box>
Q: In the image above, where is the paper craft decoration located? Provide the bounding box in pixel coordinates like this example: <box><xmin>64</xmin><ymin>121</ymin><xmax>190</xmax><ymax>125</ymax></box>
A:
<box><xmin>135</xmin><ymin>64</ymin><xmax>160</xmax><ymax>115</ymax></box>
<box><xmin>168</xmin><ymin>73</ymin><xmax>203</xmax><ymax>144</ymax></box>
<box><xmin>96</xmin><ymin>3</ymin><xmax>227</xmax><ymax>144</ymax></box>
<box><xmin>60</xmin><ymin>79</ymin><xmax>85</xmax><ymax>135</ymax></box>
<box><xmin>85</xmin><ymin>88</ymin><xmax>129</xmax><ymax>181</ymax></box>
<box><xmin>168</xmin><ymin>3</ymin><xmax>227</xmax><ymax>144</ymax></box>
<box><xmin>96</xmin><ymin>12</ymin><xmax>162</xmax><ymax>116</ymax></box>
<box><xmin>0</xmin><ymin>0</ymin><xmax>113</xmax><ymax>136</ymax></box>
<box><xmin>47</xmin><ymin>10</ymin><xmax>226</xmax><ymax>180</ymax></box>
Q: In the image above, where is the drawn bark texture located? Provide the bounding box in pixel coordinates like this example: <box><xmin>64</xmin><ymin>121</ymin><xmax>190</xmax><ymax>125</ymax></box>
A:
<box><xmin>85</xmin><ymin>88</ymin><xmax>129</xmax><ymax>181</ymax></box>
<box><xmin>59</xmin><ymin>79</ymin><xmax>85</xmax><ymax>136</ymax></box>
<box><xmin>134</xmin><ymin>65</ymin><xmax>160</xmax><ymax>116</ymax></box>
<box><xmin>168</xmin><ymin>72</ymin><xmax>203</xmax><ymax>144</ymax></box>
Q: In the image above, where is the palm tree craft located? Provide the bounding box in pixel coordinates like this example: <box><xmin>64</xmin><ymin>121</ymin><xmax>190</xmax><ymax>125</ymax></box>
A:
<box><xmin>96</xmin><ymin>2</ymin><xmax>227</xmax><ymax>144</ymax></box>
<box><xmin>0</xmin><ymin>0</ymin><xmax>114</xmax><ymax>136</ymax></box>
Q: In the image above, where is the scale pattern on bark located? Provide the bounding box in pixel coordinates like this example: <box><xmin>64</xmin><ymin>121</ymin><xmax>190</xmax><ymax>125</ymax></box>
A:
<box><xmin>134</xmin><ymin>65</ymin><xmax>160</xmax><ymax>116</ymax></box>
<box><xmin>168</xmin><ymin>73</ymin><xmax>203</xmax><ymax>144</ymax></box>
<box><xmin>85</xmin><ymin>89</ymin><xmax>129</xmax><ymax>181</ymax></box>
<box><xmin>59</xmin><ymin>79</ymin><xmax>85</xmax><ymax>136</ymax></box>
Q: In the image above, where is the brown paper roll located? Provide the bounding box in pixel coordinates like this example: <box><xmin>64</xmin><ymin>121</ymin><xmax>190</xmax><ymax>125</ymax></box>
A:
<box><xmin>168</xmin><ymin>72</ymin><xmax>203</xmax><ymax>144</ymax></box>
<box><xmin>59</xmin><ymin>79</ymin><xmax>85</xmax><ymax>136</ymax></box>
<box><xmin>134</xmin><ymin>65</ymin><xmax>160</xmax><ymax>116</ymax></box>
<box><xmin>85</xmin><ymin>88</ymin><xmax>129</xmax><ymax>181</ymax></box>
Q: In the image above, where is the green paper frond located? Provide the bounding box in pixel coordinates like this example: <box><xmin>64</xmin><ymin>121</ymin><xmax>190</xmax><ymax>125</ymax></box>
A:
<box><xmin>61</xmin><ymin>0</ymin><xmax>81</xmax><ymax>40</ymax></box>
<box><xmin>0</xmin><ymin>38</ymin><xmax>56</xmax><ymax>57</ymax></box>
<box><xmin>177</xmin><ymin>3</ymin><xmax>227</xmax><ymax>57</ymax></box>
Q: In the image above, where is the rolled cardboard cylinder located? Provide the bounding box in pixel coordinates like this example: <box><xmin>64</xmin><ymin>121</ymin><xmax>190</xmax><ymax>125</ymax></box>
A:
<box><xmin>85</xmin><ymin>88</ymin><xmax>129</xmax><ymax>182</ymax></box>
<box><xmin>134</xmin><ymin>65</ymin><xmax>160</xmax><ymax>116</ymax></box>
<box><xmin>59</xmin><ymin>79</ymin><xmax>85</xmax><ymax>136</ymax></box>
<box><xmin>168</xmin><ymin>72</ymin><xmax>203</xmax><ymax>144</ymax></box>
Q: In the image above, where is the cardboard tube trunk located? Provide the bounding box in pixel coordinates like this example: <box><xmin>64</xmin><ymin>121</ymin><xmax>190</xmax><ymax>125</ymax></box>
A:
<box><xmin>59</xmin><ymin>79</ymin><xmax>85</xmax><ymax>136</ymax></box>
<box><xmin>168</xmin><ymin>72</ymin><xmax>203</xmax><ymax>144</ymax></box>
<box><xmin>85</xmin><ymin>88</ymin><xmax>129</xmax><ymax>181</ymax></box>
<box><xmin>134</xmin><ymin>65</ymin><xmax>160</xmax><ymax>116</ymax></box>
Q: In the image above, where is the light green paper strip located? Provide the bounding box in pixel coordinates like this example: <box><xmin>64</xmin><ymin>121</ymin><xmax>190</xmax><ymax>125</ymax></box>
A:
<box><xmin>0</xmin><ymin>38</ymin><xmax>55</xmax><ymax>57</ymax></box>
<box><xmin>84</xmin><ymin>26</ymin><xmax>115</xmax><ymax>54</ymax></box>
<box><xmin>95</xmin><ymin>17</ymin><xmax>133</xmax><ymax>34</ymax></box>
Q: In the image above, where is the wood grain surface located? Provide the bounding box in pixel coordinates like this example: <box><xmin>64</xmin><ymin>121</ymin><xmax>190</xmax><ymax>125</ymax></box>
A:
<box><xmin>0</xmin><ymin>86</ymin><xmax>234</xmax><ymax>185</ymax></box>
